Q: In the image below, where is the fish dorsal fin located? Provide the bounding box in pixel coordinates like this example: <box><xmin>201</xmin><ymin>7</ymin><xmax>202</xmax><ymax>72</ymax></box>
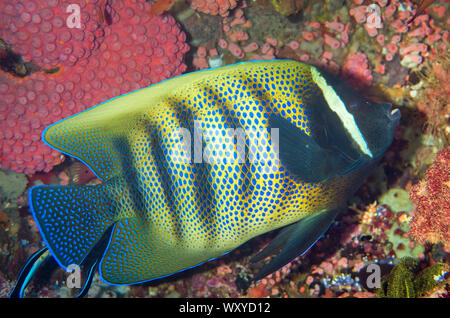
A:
<box><xmin>43</xmin><ymin>72</ymin><xmax>193</xmax><ymax>180</ymax></box>
<box><xmin>43</xmin><ymin>90</ymin><xmax>156</xmax><ymax>180</ymax></box>
<box><xmin>42</xmin><ymin>61</ymin><xmax>252</xmax><ymax>180</ymax></box>
<box><xmin>44</xmin><ymin>60</ymin><xmax>305</xmax><ymax>180</ymax></box>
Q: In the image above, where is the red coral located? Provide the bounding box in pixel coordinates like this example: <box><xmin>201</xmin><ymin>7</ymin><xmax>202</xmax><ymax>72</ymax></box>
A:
<box><xmin>409</xmin><ymin>148</ymin><xmax>450</xmax><ymax>249</ymax></box>
<box><xmin>0</xmin><ymin>0</ymin><xmax>189</xmax><ymax>174</ymax></box>
<box><xmin>0</xmin><ymin>72</ymin><xmax>69</xmax><ymax>173</ymax></box>
<box><xmin>74</xmin><ymin>0</ymin><xmax>189</xmax><ymax>98</ymax></box>
<box><xmin>248</xmin><ymin>282</ymin><xmax>270</xmax><ymax>297</ymax></box>
<box><xmin>417</xmin><ymin>60</ymin><xmax>450</xmax><ymax>133</ymax></box>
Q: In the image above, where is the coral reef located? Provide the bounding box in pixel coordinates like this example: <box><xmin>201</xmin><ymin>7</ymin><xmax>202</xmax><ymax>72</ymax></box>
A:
<box><xmin>0</xmin><ymin>169</ymin><xmax>27</xmax><ymax>201</ymax></box>
<box><xmin>415</xmin><ymin>53</ymin><xmax>450</xmax><ymax>139</ymax></box>
<box><xmin>342</xmin><ymin>52</ymin><xmax>373</xmax><ymax>88</ymax></box>
<box><xmin>409</xmin><ymin>147</ymin><xmax>450</xmax><ymax>249</ymax></box>
<box><xmin>270</xmin><ymin>0</ymin><xmax>306</xmax><ymax>16</ymax></box>
<box><xmin>0</xmin><ymin>71</ymin><xmax>73</xmax><ymax>173</ymax></box>
<box><xmin>0</xmin><ymin>0</ymin><xmax>449</xmax><ymax>299</ymax></box>
<box><xmin>189</xmin><ymin>0</ymin><xmax>239</xmax><ymax>16</ymax></box>
<box><xmin>182</xmin><ymin>0</ymin><xmax>449</xmax><ymax>101</ymax></box>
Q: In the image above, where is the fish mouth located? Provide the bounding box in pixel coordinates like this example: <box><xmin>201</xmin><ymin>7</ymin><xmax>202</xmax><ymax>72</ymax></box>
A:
<box><xmin>382</xmin><ymin>103</ymin><xmax>401</xmax><ymax>124</ymax></box>
<box><xmin>389</xmin><ymin>108</ymin><xmax>401</xmax><ymax>123</ymax></box>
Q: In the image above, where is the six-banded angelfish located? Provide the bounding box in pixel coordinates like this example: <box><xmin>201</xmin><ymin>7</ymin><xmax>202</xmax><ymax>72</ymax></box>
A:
<box><xmin>11</xmin><ymin>60</ymin><xmax>400</xmax><ymax>297</ymax></box>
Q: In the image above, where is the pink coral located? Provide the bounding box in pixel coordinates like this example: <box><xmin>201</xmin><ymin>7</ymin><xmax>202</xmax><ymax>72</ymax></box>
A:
<box><xmin>0</xmin><ymin>0</ymin><xmax>189</xmax><ymax>174</ymax></box>
<box><xmin>325</xmin><ymin>21</ymin><xmax>345</xmax><ymax>33</ymax></box>
<box><xmin>363</xmin><ymin>24</ymin><xmax>378</xmax><ymax>37</ymax></box>
<box><xmin>349</xmin><ymin>5</ymin><xmax>368</xmax><ymax>23</ymax></box>
<box><xmin>0</xmin><ymin>72</ymin><xmax>66</xmax><ymax>173</ymax></box>
<box><xmin>366</xmin><ymin>11</ymin><xmax>382</xmax><ymax>29</ymax></box>
<box><xmin>302</xmin><ymin>31</ymin><xmax>315</xmax><ymax>41</ymax></box>
<box><xmin>399</xmin><ymin>43</ymin><xmax>428</xmax><ymax>56</ymax></box>
<box><xmin>287</xmin><ymin>40</ymin><xmax>300</xmax><ymax>50</ymax></box>
<box><xmin>91</xmin><ymin>1</ymin><xmax>189</xmax><ymax>86</ymax></box>
<box><xmin>386</xmin><ymin>43</ymin><xmax>398</xmax><ymax>54</ymax></box>
<box><xmin>190</xmin><ymin>0</ymin><xmax>239</xmax><ymax>16</ymax></box>
<box><xmin>376</xmin><ymin>34</ymin><xmax>385</xmax><ymax>45</ymax></box>
<box><xmin>409</xmin><ymin>148</ymin><xmax>450</xmax><ymax>249</ymax></box>
<box><xmin>0</xmin><ymin>0</ymin><xmax>106</xmax><ymax>68</ymax></box>
<box><xmin>197</xmin><ymin>46</ymin><xmax>207</xmax><ymax>58</ymax></box>
<box><xmin>384</xmin><ymin>4</ymin><xmax>396</xmax><ymax>19</ymax></box>
<box><xmin>324</xmin><ymin>34</ymin><xmax>341</xmax><ymax>50</ymax></box>
<box><xmin>228</xmin><ymin>42</ymin><xmax>243</xmax><ymax>58</ymax></box>
<box><xmin>243</xmin><ymin>42</ymin><xmax>258</xmax><ymax>53</ymax></box>
<box><xmin>341</xmin><ymin>52</ymin><xmax>373</xmax><ymax>88</ymax></box>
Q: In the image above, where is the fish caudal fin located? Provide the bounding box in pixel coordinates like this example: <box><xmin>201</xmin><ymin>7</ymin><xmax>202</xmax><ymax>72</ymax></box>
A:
<box><xmin>29</xmin><ymin>184</ymin><xmax>116</xmax><ymax>270</ymax></box>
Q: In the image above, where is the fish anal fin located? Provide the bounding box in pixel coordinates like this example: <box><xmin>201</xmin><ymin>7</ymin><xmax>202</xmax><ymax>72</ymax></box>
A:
<box><xmin>99</xmin><ymin>217</ymin><xmax>232</xmax><ymax>285</ymax></box>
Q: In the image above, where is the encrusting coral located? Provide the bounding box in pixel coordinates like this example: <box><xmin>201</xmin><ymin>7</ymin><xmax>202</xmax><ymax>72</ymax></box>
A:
<box><xmin>416</xmin><ymin>53</ymin><xmax>450</xmax><ymax>140</ymax></box>
<box><xmin>0</xmin><ymin>0</ymin><xmax>189</xmax><ymax>174</ymax></box>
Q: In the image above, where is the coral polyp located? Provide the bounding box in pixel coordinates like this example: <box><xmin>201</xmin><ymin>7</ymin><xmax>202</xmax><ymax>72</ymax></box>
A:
<box><xmin>409</xmin><ymin>147</ymin><xmax>450</xmax><ymax>249</ymax></box>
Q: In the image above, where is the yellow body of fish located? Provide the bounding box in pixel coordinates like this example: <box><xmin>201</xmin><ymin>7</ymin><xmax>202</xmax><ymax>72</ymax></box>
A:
<box><xmin>30</xmin><ymin>60</ymin><xmax>396</xmax><ymax>285</ymax></box>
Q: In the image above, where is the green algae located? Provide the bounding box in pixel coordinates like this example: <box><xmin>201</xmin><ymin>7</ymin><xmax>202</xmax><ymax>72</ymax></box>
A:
<box><xmin>270</xmin><ymin>0</ymin><xmax>306</xmax><ymax>16</ymax></box>
<box><xmin>378</xmin><ymin>188</ymin><xmax>413</xmax><ymax>213</ymax></box>
<box><xmin>0</xmin><ymin>169</ymin><xmax>27</xmax><ymax>201</ymax></box>
<box><xmin>377</xmin><ymin>257</ymin><xmax>449</xmax><ymax>298</ymax></box>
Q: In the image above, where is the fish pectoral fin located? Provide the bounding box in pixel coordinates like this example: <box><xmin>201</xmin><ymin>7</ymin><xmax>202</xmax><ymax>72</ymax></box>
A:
<box><xmin>250</xmin><ymin>222</ymin><xmax>297</xmax><ymax>264</ymax></box>
<box><xmin>269</xmin><ymin>113</ymin><xmax>357</xmax><ymax>183</ymax></box>
<box><xmin>250</xmin><ymin>208</ymin><xmax>341</xmax><ymax>282</ymax></box>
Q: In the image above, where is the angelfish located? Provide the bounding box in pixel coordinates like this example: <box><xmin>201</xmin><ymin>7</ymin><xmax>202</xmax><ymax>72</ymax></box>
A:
<box><xmin>11</xmin><ymin>60</ymin><xmax>400</xmax><ymax>297</ymax></box>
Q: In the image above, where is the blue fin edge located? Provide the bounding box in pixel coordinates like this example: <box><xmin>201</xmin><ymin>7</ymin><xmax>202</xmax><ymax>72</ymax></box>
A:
<box><xmin>28</xmin><ymin>185</ymin><xmax>105</xmax><ymax>272</ymax></box>
<box><xmin>97</xmin><ymin>220</ymin><xmax>233</xmax><ymax>286</ymax></box>
<box><xmin>28</xmin><ymin>186</ymin><xmax>70</xmax><ymax>272</ymax></box>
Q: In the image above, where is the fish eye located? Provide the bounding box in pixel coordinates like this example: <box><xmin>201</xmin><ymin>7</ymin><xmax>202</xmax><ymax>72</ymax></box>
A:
<box><xmin>348</xmin><ymin>102</ymin><xmax>358</xmax><ymax>109</ymax></box>
<box><xmin>359</xmin><ymin>100</ymin><xmax>372</xmax><ymax>109</ymax></box>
